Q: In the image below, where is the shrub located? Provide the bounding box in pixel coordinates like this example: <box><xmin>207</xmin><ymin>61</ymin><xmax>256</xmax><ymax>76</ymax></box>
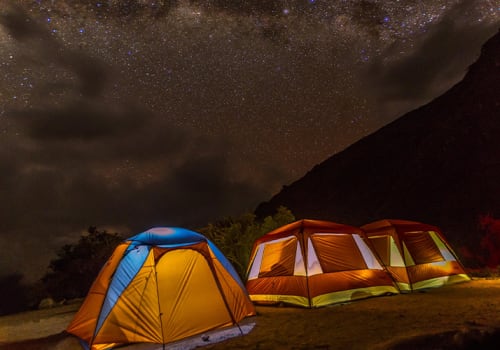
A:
<box><xmin>0</xmin><ymin>273</ymin><xmax>31</xmax><ymax>316</ymax></box>
<box><xmin>199</xmin><ymin>206</ymin><xmax>295</xmax><ymax>279</ymax></box>
<box><xmin>41</xmin><ymin>227</ymin><xmax>123</xmax><ymax>300</ymax></box>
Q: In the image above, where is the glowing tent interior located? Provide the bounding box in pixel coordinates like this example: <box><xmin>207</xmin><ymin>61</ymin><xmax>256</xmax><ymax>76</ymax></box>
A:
<box><xmin>67</xmin><ymin>227</ymin><xmax>256</xmax><ymax>350</ymax></box>
<box><xmin>245</xmin><ymin>219</ymin><xmax>399</xmax><ymax>308</ymax></box>
<box><xmin>361</xmin><ymin>219</ymin><xmax>470</xmax><ymax>292</ymax></box>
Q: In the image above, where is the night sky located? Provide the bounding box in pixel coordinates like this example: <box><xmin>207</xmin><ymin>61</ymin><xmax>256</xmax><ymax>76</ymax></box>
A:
<box><xmin>1</xmin><ymin>1</ymin><xmax>499</xmax><ymax>281</ymax></box>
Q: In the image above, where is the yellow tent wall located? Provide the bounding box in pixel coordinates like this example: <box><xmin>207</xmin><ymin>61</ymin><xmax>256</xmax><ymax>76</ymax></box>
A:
<box><xmin>67</xmin><ymin>227</ymin><xmax>255</xmax><ymax>349</ymax></box>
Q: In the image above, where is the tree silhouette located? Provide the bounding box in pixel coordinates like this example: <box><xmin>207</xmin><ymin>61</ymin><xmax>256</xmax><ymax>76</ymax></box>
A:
<box><xmin>199</xmin><ymin>206</ymin><xmax>295</xmax><ymax>278</ymax></box>
<box><xmin>0</xmin><ymin>273</ymin><xmax>31</xmax><ymax>316</ymax></box>
<box><xmin>478</xmin><ymin>214</ymin><xmax>500</xmax><ymax>268</ymax></box>
<box><xmin>42</xmin><ymin>227</ymin><xmax>124</xmax><ymax>300</ymax></box>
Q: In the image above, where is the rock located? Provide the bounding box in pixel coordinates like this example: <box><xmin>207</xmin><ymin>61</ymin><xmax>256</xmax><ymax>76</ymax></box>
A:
<box><xmin>38</xmin><ymin>298</ymin><xmax>55</xmax><ymax>309</ymax></box>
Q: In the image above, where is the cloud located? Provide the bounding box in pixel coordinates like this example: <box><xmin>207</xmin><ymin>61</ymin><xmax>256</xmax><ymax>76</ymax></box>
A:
<box><xmin>0</xmin><ymin>5</ymin><xmax>272</xmax><ymax>281</ymax></box>
<box><xmin>0</xmin><ymin>127</ymin><xmax>269</xmax><ymax>280</ymax></box>
<box><xmin>364</xmin><ymin>1</ymin><xmax>500</xmax><ymax>105</ymax></box>
<box><xmin>0</xmin><ymin>4</ymin><xmax>108</xmax><ymax>97</ymax></box>
<box><xmin>13</xmin><ymin>101</ymin><xmax>147</xmax><ymax>141</ymax></box>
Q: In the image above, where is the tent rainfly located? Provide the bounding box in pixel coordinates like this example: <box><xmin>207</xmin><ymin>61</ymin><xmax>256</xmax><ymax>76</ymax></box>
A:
<box><xmin>246</xmin><ymin>219</ymin><xmax>399</xmax><ymax>308</ymax></box>
<box><xmin>67</xmin><ymin>227</ymin><xmax>256</xmax><ymax>350</ymax></box>
<box><xmin>361</xmin><ymin>219</ymin><xmax>470</xmax><ymax>292</ymax></box>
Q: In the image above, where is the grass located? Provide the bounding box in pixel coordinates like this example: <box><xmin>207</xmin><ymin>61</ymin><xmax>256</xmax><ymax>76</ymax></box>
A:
<box><xmin>1</xmin><ymin>279</ymin><xmax>500</xmax><ymax>350</ymax></box>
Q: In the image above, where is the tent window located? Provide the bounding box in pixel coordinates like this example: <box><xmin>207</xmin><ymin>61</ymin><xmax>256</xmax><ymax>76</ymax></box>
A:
<box><xmin>428</xmin><ymin>231</ymin><xmax>456</xmax><ymax>261</ymax></box>
<box><xmin>312</xmin><ymin>234</ymin><xmax>367</xmax><ymax>272</ymax></box>
<box><xmin>259</xmin><ymin>237</ymin><xmax>297</xmax><ymax>277</ymax></box>
<box><xmin>368</xmin><ymin>236</ymin><xmax>390</xmax><ymax>265</ymax></box>
<box><xmin>403</xmin><ymin>231</ymin><xmax>444</xmax><ymax>264</ymax></box>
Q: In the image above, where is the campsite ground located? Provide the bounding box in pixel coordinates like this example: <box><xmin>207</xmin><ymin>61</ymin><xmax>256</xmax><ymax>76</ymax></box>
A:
<box><xmin>1</xmin><ymin>278</ymin><xmax>500</xmax><ymax>350</ymax></box>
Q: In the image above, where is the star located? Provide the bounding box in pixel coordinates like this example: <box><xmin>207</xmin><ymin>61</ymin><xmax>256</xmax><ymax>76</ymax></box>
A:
<box><xmin>0</xmin><ymin>0</ymin><xmax>498</xmax><ymax>281</ymax></box>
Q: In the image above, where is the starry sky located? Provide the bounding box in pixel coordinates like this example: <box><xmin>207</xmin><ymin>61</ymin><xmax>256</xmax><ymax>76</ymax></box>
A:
<box><xmin>0</xmin><ymin>0</ymin><xmax>499</xmax><ymax>281</ymax></box>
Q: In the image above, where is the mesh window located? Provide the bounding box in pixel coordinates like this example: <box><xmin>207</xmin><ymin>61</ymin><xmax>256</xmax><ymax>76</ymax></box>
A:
<box><xmin>369</xmin><ymin>236</ymin><xmax>390</xmax><ymax>265</ymax></box>
<box><xmin>312</xmin><ymin>234</ymin><xmax>367</xmax><ymax>272</ymax></box>
<box><xmin>258</xmin><ymin>237</ymin><xmax>297</xmax><ymax>277</ymax></box>
<box><xmin>403</xmin><ymin>231</ymin><xmax>444</xmax><ymax>264</ymax></box>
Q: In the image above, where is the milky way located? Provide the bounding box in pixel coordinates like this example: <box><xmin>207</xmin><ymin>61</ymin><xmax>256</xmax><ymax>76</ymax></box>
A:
<box><xmin>0</xmin><ymin>0</ymin><xmax>499</xmax><ymax>280</ymax></box>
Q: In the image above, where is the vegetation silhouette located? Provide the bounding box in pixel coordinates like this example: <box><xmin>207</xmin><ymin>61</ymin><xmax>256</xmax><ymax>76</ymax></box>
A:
<box><xmin>41</xmin><ymin>227</ymin><xmax>124</xmax><ymax>301</ymax></box>
<box><xmin>199</xmin><ymin>205</ymin><xmax>295</xmax><ymax>278</ymax></box>
<box><xmin>0</xmin><ymin>207</ymin><xmax>294</xmax><ymax>315</ymax></box>
<box><xmin>0</xmin><ymin>273</ymin><xmax>31</xmax><ymax>316</ymax></box>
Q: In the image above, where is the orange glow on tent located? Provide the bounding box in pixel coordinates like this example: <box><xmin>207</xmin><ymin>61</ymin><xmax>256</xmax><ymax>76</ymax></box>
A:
<box><xmin>246</xmin><ymin>219</ymin><xmax>399</xmax><ymax>307</ymax></box>
<box><xmin>67</xmin><ymin>227</ymin><xmax>255</xmax><ymax>349</ymax></box>
<box><xmin>361</xmin><ymin>219</ymin><xmax>470</xmax><ymax>292</ymax></box>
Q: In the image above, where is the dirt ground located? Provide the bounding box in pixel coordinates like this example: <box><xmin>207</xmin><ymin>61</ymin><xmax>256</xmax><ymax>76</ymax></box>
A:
<box><xmin>1</xmin><ymin>278</ymin><xmax>500</xmax><ymax>350</ymax></box>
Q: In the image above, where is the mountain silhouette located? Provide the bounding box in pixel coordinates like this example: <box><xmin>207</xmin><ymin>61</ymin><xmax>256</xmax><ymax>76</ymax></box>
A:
<box><xmin>256</xmin><ymin>30</ymin><xmax>500</xmax><ymax>264</ymax></box>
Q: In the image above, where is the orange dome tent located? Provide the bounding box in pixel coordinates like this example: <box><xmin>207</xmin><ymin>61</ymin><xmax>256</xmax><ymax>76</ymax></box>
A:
<box><xmin>361</xmin><ymin>219</ymin><xmax>470</xmax><ymax>292</ymax></box>
<box><xmin>67</xmin><ymin>227</ymin><xmax>255</xmax><ymax>350</ymax></box>
<box><xmin>245</xmin><ymin>219</ymin><xmax>399</xmax><ymax>307</ymax></box>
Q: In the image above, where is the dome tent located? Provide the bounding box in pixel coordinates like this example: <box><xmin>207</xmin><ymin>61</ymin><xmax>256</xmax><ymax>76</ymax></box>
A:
<box><xmin>361</xmin><ymin>219</ymin><xmax>470</xmax><ymax>292</ymax></box>
<box><xmin>246</xmin><ymin>219</ymin><xmax>399</xmax><ymax>307</ymax></box>
<box><xmin>67</xmin><ymin>227</ymin><xmax>256</xmax><ymax>350</ymax></box>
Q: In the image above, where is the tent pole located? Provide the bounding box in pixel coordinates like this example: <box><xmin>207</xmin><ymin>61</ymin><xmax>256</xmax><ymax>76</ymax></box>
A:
<box><xmin>300</xmin><ymin>221</ymin><xmax>312</xmax><ymax>308</ymax></box>
<box><xmin>153</xmin><ymin>259</ymin><xmax>167</xmax><ymax>350</ymax></box>
<box><xmin>203</xmin><ymin>248</ymin><xmax>243</xmax><ymax>335</ymax></box>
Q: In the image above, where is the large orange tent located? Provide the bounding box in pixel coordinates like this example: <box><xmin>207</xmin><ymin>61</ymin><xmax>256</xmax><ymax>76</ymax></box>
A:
<box><xmin>67</xmin><ymin>227</ymin><xmax>255</xmax><ymax>350</ymax></box>
<box><xmin>361</xmin><ymin>219</ymin><xmax>470</xmax><ymax>292</ymax></box>
<box><xmin>245</xmin><ymin>219</ymin><xmax>399</xmax><ymax>308</ymax></box>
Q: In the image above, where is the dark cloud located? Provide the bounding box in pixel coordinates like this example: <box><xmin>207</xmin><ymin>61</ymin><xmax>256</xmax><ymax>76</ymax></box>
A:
<box><xmin>0</xmin><ymin>5</ymin><xmax>273</xmax><ymax>281</ymax></box>
<box><xmin>12</xmin><ymin>101</ymin><xmax>145</xmax><ymax>141</ymax></box>
<box><xmin>365</xmin><ymin>1</ymin><xmax>499</xmax><ymax>106</ymax></box>
<box><xmin>0</xmin><ymin>115</ymin><xmax>270</xmax><ymax>281</ymax></box>
<box><xmin>0</xmin><ymin>4</ymin><xmax>45</xmax><ymax>40</ymax></box>
<box><xmin>0</xmin><ymin>4</ymin><xmax>108</xmax><ymax>97</ymax></box>
<box><xmin>1</xmin><ymin>0</ymin><xmax>497</xmax><ymax>283</ymax></box>
<box><xmin>0</xmin><ymin>128</ymin><xmax>269</xmax><ymax>279</ymax></box>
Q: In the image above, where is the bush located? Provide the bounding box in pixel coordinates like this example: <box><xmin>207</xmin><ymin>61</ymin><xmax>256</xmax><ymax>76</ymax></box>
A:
<box><xmin>0</xmin><ymin>273</ymin><xmax>31</xmax><ymax>316</ymax></box>
<box><xmin>460</xmin><ymin>214</ymin><xmax>500</xmax><ymax>271</ymax></box>
<box><xmin>199</xmin><ymin>206</ymin><xmax>295</xmax><ymax>279</ymax></box>
<box><xmin>41</xmin><ymin>227</ymin><xmax>124</xmax><ymax>300</ymax></box>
